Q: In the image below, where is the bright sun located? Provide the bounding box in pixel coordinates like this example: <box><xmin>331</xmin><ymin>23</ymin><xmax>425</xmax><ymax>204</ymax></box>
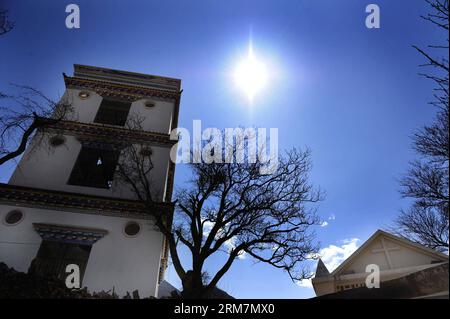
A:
<box><xmin>234</xmin><ymin>44</ymin><xmax>268</xmax><ymax>102</ymax></box>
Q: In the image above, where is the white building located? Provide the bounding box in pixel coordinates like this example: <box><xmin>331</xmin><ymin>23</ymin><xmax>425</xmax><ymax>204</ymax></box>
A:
<box><xmin>312</xmin><ymin>229</ymin><xmax>449</xmax><ymax>298</ymax></box>
<box><xmin>0</xmin><ymin>64</ymin><xmax>182</xmax><ymax>298</ymax></box>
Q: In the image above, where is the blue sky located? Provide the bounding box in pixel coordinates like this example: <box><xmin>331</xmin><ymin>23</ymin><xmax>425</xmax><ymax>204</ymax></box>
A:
<box><xmin>0</xmin><ymin>0</ymin><xmax>444</xmax><ymax>298</ymax></box>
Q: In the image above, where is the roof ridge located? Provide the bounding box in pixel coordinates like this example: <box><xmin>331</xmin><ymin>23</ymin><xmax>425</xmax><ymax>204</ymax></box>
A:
<box><xmin>329</xmin><ymin>229</ymin><xmax>448</xmax><ymax>276</ymax></box>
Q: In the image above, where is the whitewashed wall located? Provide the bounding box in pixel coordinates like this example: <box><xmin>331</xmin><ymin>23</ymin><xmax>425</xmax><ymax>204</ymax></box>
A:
<box><xmin>0</xmin><ymin>204</ymin><xmax>163</xmax><ymax>298</ymax></box>
<box><xmin>340</xmin><ymin>237</ymin><xmax>443</xmax><ymax>273</ymax></box>
<box><xmin>2</xmin><ymin>84</ymin><xmax>175</xmax><ymax>297</ymax></box>
<box><xmin>63</xmin><ymin>89</ymin><xmax>175</xmax><ymax>134</ymax></box>
<box><xmin>7</xmin><ymin>88</ymin><xmax>174</xmax><ymax>200</ymax></box>
<box><xmin>9</xmin><ymin>134</ymin><xmax>171</xmax><ymax>201</ymax></box>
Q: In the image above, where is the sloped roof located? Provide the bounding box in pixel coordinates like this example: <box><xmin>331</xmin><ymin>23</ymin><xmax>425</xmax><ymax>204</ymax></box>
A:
<box><xmin>158</xmin><ymin>280</ymin><xmax>180</xmax><ymax>298</ymax></box>
<box><xmin>315</xmin><ymin>259</ymin><xmax>330</xmax><ymax>278</ymax></box>
<box><xmin>330</xmin><ymin>229</ymin><xmax>449</xmax><ymax>276</ymax></box>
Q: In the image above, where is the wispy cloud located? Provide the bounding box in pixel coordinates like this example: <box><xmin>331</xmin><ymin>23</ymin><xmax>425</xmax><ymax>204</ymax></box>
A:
<box><xmin>319</xmin><ymin>238</ymin><xmax>359</xmax><ymax>272</ymax></box>
<box><xmin>320</xmin><ymin>214</ymin><xmax>336</xmax><ymax>227</ymax></box>
<box><xmin>297</xmin><ymin>276</ymin><xmax>314</xmax><ymax>288</ymax></box>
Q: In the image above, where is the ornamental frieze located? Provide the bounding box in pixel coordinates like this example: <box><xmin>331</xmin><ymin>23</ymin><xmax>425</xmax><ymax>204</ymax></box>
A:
<box><xmin>63</xmin><ymin>74</ymin><xmax>181</xmax><ymax>102</ymax></box>
<box><xmin>45</xmin><ymin>120</ymin><xmax>178</xmax><ymax>147</ymax></box>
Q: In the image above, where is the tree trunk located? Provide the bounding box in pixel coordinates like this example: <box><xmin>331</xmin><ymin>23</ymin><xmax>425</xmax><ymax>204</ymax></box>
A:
<box><xmin>181</xmin><ymin>270</ymin><xmax>206</xmax><ymax>299</ymax></box>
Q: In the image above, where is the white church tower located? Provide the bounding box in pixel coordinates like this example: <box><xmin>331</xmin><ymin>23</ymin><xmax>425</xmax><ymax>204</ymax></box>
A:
<box><xmin>0</xmin><ymin>65</ymin><xmax>181</xmax><ymax>297</ymax></box>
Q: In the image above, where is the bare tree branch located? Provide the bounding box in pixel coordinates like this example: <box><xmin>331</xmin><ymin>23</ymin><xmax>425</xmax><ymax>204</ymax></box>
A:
<box><xmin>394</xmin><ymin>0</ymin><xmax>449</xmax><ymax>252</ymax></box>
<box><xmin>116</xmin><ymin>132</ymin><xmax>323</xmax><ymax>298</ymax></box>
<box><xmin>0</xmin><ymin>9</ymin><xmax>14</xmax><ymax>36</ymax></box>
<box><xmin>0</xmin><ymin>85</ymin><xmax>73</xmax><ymax>166</ymax></box>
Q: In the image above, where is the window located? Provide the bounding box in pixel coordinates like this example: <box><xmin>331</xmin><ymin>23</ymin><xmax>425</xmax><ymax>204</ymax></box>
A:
<box><xmin>68</xmin><ymin>146</ymin><xmax>120</xmax><ymax>189</ymax></box>
<box><xmin>94</xmin><ymin>98</ymin><xmax>131</xmax><ymax>126</ymax></box>
<box><xmin>144</xmin><ymin>100</ymin><xmax>155</xmax><ymax>108</ymax></box>
<box><xmin>124</xmin><ymin>222</ymin><xmax>141</xmax><ymax>237</ymax></box>
<box><xmin>50</xmin><ymin>135</ymin><xmax>66</xmax><ymax>147</ymax></box>
<box><xmin>78</xmin><ymin>91</ymin><xmax>90</xmax><ymax>99</ymax></box>
<box><xmin>28</xmin><ymin>241</ymin><xmax>91</xmax><ymax>283</ymax></box>
<box><xmin>4</xmin><ymin>210</ymin><xmax>24</xmax><ymax>225</ymax></box>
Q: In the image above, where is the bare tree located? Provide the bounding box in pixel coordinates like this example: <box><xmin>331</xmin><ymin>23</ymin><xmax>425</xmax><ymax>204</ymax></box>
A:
<box><xmin>0</xmin><ymin>9</ymin><xmax>14</xmax><ymax>35</ymax></box>
<box><xmin>0</xmin><ymin>85</ymin><xmax>73</xmax><ymax>166</ymax></box>
<box><xmin>116</xmin><ymin>136</ymin><xmax>323</xmax><ymax>298</ymax></box>
<box><xmin>395</xmin><ymin>0</ymin><xmax>449</xmax><ymax>252</ymax></box>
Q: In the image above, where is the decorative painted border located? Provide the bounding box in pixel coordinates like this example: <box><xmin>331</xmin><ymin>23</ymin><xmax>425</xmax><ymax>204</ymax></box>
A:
<box><xmin>33</xmin><ymin>223</ymin><xmax>108</xmax><ymax>245</ymax></box>
<box><xmin>64</xmin><ymin>75</ymin><xmax>181</xmax><ymax>102</ymax></box>
<box><xmin>0</xmin><ymin>183</ymin><xmax>174</xmax><ymax>220</ymax></box>
<box><xmin>74</xmin><ymin>64</ymin><xmax>181</xmax><ymax>92</ymax></box>
<box><xmin>46</xmin><ymin>120</ymin><xmax>177</xmax><ymax>147</ymax></box>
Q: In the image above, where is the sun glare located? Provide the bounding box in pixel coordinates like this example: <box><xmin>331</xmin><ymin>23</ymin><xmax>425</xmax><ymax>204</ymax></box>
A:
<box><xmin>234</xmin><ymin>44</ymin><xmax>268</xmax><ymax>102</ymax></box>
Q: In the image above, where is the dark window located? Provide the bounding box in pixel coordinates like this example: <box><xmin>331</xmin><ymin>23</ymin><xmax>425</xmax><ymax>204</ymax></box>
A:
<box><xmin>50</xmin><ymin>135</ymin><xmax>66</xmax><ymax>147</ymax></box>
<box><xmin>28</xmin><ymin>241</ymin><xmax>92</xmax><ymax>283</ymax></box>
<box><xmin>5</xmin><ymin>210</ymin><xmax>24</xmax><ymax>225</ymax></box>
<box><xmin>68</xmin><ymin>146</ymin><xmax>120</xmax><ymax>189</ymax></box>
<box><xmin>124</xmin><ymin>222</ymin><xmax>141</xmax><ymax>237</ymax></box>
<box><xmin>94</xmin><ymin>98</ymin><xmax>131</xmax><ymax>126</ymax></box>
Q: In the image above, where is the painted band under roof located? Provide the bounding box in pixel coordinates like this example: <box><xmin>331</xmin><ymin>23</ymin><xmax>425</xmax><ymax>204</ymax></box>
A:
<box><xmin>45</xmin><ymin>120</ymin><xmax>178</xmax><ymax>147</ymax></box>
<box><xmin>73</xmin><ymin>64</ymin><xmax>181</xmax><ymax>92</ymax></box>
<box><xmin>0</xmin><ymin>183</ymin><xmax>174</xmax><ymax>219</ymax></box>
<box><xmin>64</xmin><ymin>74</ymin><xmax>181</xmax><ymax>102</ymax></box>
